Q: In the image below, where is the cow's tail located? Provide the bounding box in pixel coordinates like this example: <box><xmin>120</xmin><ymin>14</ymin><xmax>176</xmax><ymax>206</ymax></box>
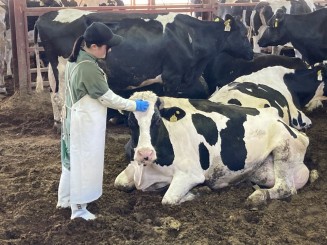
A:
<box><xmin>33</xmin><ymin>24</ymin><xmax>44</xmax><ymax>93</ymax></box>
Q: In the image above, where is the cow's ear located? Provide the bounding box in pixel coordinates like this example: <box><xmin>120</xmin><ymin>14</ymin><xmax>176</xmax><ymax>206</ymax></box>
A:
<box><xmin>273</xmin><ymin>8</ymin><xmax>286</xmax><ymax>27</ymax></box>
<box><xmin>159</xmin><ymin>107</ymin><xmax>186</xmax><ymax>122</ymax></box>
<box><xmin>224</xmin><ymin>14</ymin><xmax>235</xmax><ymax>32</ymax></box>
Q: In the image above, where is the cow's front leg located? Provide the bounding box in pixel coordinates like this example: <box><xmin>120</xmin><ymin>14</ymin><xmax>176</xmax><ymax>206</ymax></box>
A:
<box><xmin>114</xmin><ymin>162</ymin><xmax>136</xmax><ymax>192</ymax></box>
<box><xmin>162</xmin><ymin>170</ymin><xmax>205</xmax><ymax>205</ymax></box>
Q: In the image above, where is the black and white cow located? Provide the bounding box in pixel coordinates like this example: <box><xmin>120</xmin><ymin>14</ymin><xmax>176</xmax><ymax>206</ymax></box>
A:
<box><xmin>217</xmin><ymin>0</ymin><xmax>259</xmax><ymax>26</ymax></box>
<box><xmin>258</xmin><ymin>8</ymin><xmax>327</xmax><ymax>65</ymax></box>
<box><xmin>114</xmin><ymin>91</ymin><xmax>310</xmax><ymax>206</ymax></box>
<box><xmin>34</xmin><ymin>9</ymin><xmax>253</xmax><ymax>128</ymax></box>
<box><xmin>209</xmin><ymin>66</ymin><xmax>319</xmax><ymax>131</ymax></box>
<box><xmin>283</xmin><ymin>64</ymin><xmax>327</xmax><ymax>111</ymax></box>
<box><xmin>250</xmin><ymin>0</ymin><xmax>316</xmax><ymax>53</ymax></box>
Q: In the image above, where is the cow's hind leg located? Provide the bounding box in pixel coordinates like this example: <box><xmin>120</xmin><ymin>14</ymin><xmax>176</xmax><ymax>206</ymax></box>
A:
<box><xmin>247</xmin><ymin>132</ymin><xmax>309</xmax><ymax>207</ymax></box>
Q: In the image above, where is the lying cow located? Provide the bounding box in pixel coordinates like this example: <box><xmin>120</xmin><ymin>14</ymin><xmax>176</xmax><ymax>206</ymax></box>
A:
<box><xmin>114</xmin><ymin>91</ymin><xmax>309</xmax><ymax>206</ymax></box>
<box><xmin>209</xmin><ymin>66</ymin><xmax>319</xmax><ymax>131</ymax></box>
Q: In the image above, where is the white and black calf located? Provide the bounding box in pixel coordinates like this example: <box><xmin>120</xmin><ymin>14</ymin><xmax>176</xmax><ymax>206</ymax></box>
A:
<box><xmin>115</xmin><ymin>91</ymin><xmax>309</xmax><ymax>206</ymax></box>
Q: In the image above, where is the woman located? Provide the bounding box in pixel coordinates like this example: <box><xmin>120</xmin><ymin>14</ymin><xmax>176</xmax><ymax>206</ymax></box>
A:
<box><xmin>57</xmin><ymin>22</ymin><xmax>149</xmax><ymax>220</ymax></box>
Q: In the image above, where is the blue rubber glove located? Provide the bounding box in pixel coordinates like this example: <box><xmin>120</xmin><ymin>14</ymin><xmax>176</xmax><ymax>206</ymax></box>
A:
<box><xmin>135</xmin><ymin>100</ymin><xmax>149</xmax><ymax>112</ymax></box>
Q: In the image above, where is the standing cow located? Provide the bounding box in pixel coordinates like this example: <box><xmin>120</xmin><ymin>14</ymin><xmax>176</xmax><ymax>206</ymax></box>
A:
<box><xmin>34</xmin><ymin>9</ymin><xmax>253</xmax><ymax>130</ymax></box>
<box><xmin>258</xmin><ymin>8</ymin><xmax>327</xmax><ymax>65</ymax></box>
<box><xmin>115</xmin><ymin>91</ymin><xmax>309</xmax><ymax>206</ymax></box>
<box><xmin>250</xmin><ymin>0</ymin><xmax>315</xmax><ymax>54</ymax></box>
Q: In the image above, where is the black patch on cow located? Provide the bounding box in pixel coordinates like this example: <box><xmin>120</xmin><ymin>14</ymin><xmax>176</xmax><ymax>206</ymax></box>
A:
<box><xmin>199</xmin><ymin>142</ymin><xmax>210</xmax><ymax>170</ymax></box>
<box><xmin>219</xmin><ymin>115</ymin><xmax>247</xmax><ymax>171</ymax></box>
<box><xmin>159</xmin><ymin>107</ymin><xmax>186</xmax><ymax>122</ymax></box>
<box><xmin>227</xmin><ymin>98</ymin><xmax>242</xmax><ymax>106</ymax></box>
<box><xmin>189</xmin><ymin>99</ymin><xmax>260</xmax><ymax>117</ymax></box>
<box><xmin>150</xmin><ymin>109</ymin><xmax>175</xmax><ymax>167</ymax></box>
<box><xmin>127</xmin><ymin>112</ymin><xmax>140</xmax><ymax>153</ymax></box>
<box><xmin>296</xmin><ymin>111</ymin><xmax>306</xmax><ymax>128</ymax></box>
<box><xmin>192</xmin><ymin>113</ymin><xmax>218</xmax><ymax>146</ymax></box>
<box><xmin>189</xmin><ymin>100</ymin><xmax>259</xmax><ymax>171</ymax></box>
<box><xmin>278</xmin><ymin>120</ymin><xmax>297</xmax><ymax>139</ymax></box>
<box><xmin>230</xmin><ymin>82</ymin><xmax>292</xmax><ymax>124</ymax></box>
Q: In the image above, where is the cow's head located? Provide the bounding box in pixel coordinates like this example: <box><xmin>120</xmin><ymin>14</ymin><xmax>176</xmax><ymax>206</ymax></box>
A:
<box><xmin>219</xmin><ymin>14</ymin><xmax>253</xmax><ymax>60</ymax></box>
<box><xmin>258</xmin><ymin>8</ymin><xmax>289</xmax><ymax>47</ymax></box>
<box><xmin>127</xmin><ymin>91</ymin><xmax>162</xmax><ymax>165</ymax></box>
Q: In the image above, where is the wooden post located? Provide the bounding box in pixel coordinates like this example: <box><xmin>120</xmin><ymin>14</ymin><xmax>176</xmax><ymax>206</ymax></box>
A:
<box><xmin>7</xmin><ymin>0</ymin><xmax>18</xmax><ymax>91</ymax></box>
<box><xmin>10</xmin><ymin>0</ymin><xmax>29</xmax><ymax>94</ymax></box>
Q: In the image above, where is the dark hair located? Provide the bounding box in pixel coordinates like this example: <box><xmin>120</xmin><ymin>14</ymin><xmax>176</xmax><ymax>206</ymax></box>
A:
<box><xmin>68</xmin><ymin>36</ymin><xmax>84</xmax><ymax>62</ymax></box>
<box><xmin>68</xmin><ymin>36</ymin><xmax>104</xmax><ymax>62</ymax></box>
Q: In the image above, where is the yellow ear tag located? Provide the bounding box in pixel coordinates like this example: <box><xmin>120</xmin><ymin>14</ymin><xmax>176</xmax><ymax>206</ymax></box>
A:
<box><xmin>214</xmin><ymin>18</ymin><xmax>220</xmax><ymax>22</ymax></box>
<box><xmin>170</xmin><ymin>114</ymin><xmax>177</xmax><ymax>122</ymax></box>
<box><xmin>274</xmin><ymin>19</ymin><xmax>279</xmax><ymax>28</ymax></box>
<box><xmin>317</xmin><ymin>70</ymin><xmax>322</xmax><ymax>81</ymax></box>
<box><xmin>224</xmin><ymin>19</ymin><xmax>231</xmax><ymax>32</ymax></box>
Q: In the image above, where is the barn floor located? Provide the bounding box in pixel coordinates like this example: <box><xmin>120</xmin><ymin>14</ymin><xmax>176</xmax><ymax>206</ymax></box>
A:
<box><xmin>0</xmin><ymin>77</ymin><xmax>327</xmax><ymax>245</ymax></box>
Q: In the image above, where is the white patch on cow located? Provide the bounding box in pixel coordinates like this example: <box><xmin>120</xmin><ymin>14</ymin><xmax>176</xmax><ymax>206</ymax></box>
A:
<box><xmin>152</xmin><ymin>12</ymin><xmax>179</xmax><ymax>32</ymax></box>
<box><xmin>126</xmin><ymin>75</ymin><xmax>162</xmax><ymax>90</ymax></box>
<box><xmin>305</xmin><ymin>82</ymin><xmax>327</xmax><ymax>111</ymax></box>
<box><xmin>131</xmin><ymin>160</ymin><xmax>172</xmax><ymax>191</ymax></box>
<box><xmin>54</xmin><ymin>9</ymin><xmax>93</xmax><ymax>23</ymax></box>
<box><xmin>188</xmin><ymin>32</ymin><xmax>192</xmax><ymax>44</ymax></box>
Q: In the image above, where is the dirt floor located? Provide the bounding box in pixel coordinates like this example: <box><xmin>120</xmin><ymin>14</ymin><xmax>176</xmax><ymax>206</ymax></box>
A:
<box><xmin>0</xmin><ymin>78</ymin><xmax>327</xmax><ymax>245</ymax></box>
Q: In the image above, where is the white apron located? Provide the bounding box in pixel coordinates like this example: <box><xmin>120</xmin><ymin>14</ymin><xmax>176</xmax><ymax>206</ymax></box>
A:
<box><xmin>67</xmin><ymin>61</ymin><xmax>108</xmax><ymax>204</ymax></box>
<box><xmin>70</xmin><ymin>94</ymin><xmax>107</xmax><ymax>204</ymax></box>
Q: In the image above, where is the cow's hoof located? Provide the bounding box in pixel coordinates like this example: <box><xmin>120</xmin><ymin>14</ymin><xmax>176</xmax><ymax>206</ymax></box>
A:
<box><xmin>246</xmin><ymin>189</ymin><xmax>269</xmax><ymax>209</ymax></box>
<box><xmin>114</xmin><ymin>184</ymin><xmax>135</xmax><ymax>193</ymax></box>
<box><xmin>180</xmin><ymin>192</ymin><xmax>196</xmax><ymax>203</ymax></box>
<box><xmin>162</xmin><ymin>196</ymin><xmax>180</xmax><ymax>205</ymax></box>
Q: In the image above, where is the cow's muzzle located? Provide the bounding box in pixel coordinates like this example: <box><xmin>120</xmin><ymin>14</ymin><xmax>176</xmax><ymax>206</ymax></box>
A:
<box><xmin>135</xmin><ymin>147</ymin><xmax>156</xmax><ymax>164</ymax></box>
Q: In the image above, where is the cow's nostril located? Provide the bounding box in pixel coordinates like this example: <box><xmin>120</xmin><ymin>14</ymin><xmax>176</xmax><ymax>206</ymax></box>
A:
<box><xmin>144</xmin><ymin>157</ymin><xmax>149</xmax><ymax>160</ymax></box>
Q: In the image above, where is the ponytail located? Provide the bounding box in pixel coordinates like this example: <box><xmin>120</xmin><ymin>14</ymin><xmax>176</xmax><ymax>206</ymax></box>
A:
<box><xmin>68</xmin><ymin>35</ymin><xmax>84</xmax><ymax>62</ymax></box>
